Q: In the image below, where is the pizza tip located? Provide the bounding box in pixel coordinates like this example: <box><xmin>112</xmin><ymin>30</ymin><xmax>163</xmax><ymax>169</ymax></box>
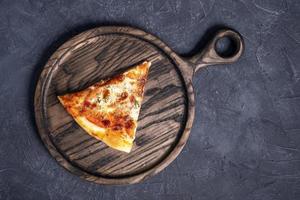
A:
<box><xmin>143</xmin><ymin>60</ymin><xmax>151</xmax><ymax>67</ymax></box>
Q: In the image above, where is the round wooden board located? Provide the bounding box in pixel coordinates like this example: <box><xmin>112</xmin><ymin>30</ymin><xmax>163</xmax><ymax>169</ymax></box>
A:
<box><xmin>35</xmin><ymin>26</ymin><xmax>244</xmax><ymax>184</ymax></box>
<box><xmin>35</xmin><ymin>26</ymin><xmax>196</xmax><ymax>185</ymax></box>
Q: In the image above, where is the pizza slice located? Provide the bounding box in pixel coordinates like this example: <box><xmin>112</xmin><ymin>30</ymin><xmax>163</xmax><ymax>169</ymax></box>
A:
<box><xmin>58</xmin><ymin>61</ymin><xmax>151</xmax><ymax>153</ymax></box>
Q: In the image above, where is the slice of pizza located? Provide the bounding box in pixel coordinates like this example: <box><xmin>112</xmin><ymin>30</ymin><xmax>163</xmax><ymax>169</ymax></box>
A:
<box><xmin>58</xmin><ymin>61</ymin><xmax>151</xmax><ymax>153</ymax></box>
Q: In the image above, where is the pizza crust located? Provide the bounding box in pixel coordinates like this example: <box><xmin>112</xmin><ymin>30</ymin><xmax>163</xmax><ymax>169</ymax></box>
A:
<box><xmin>75</xmin><ymin>116</ymin><xmax>133</xmax><ymax>153</ymax></box>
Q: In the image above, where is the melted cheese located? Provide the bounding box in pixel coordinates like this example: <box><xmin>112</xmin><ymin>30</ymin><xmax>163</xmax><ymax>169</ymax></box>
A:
<box><xmin>88</xmin><ymin>76</ymin><xmax>141</xmax><ymax>119</ymax></box>
<box><xmin>58</xmin><ymin>61</ymin><xmax>151</xmax><ymax>153</ymax></box>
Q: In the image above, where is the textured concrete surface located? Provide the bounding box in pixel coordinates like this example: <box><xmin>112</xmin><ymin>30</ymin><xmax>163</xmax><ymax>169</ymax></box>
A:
<box><xmin>1</xmin><ymin>0</ymin><xmax>300</xmax><ymax>199</ymax></box>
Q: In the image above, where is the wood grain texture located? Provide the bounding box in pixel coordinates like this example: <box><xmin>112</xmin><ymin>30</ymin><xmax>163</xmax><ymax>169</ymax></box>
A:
<box><xmin>35</xmin><ymin>26</ymin><xmax>195</xmax><ymax>185</ymax></box>
<box><xmin>34</xmin><ymin>26</ymin><xmax>243</xmax><ymax>185</ymax></box>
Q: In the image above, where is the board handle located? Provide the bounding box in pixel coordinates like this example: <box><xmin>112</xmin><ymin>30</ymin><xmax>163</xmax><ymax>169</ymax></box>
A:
<box><xmin>189</xmin><ymin>29</ymin><xmax>244</xmax><ymax>73</ymax></box>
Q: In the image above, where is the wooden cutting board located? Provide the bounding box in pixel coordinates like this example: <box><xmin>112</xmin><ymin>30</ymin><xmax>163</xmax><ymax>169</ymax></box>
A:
<box><xmin>34</xmin><ymin>26</ymin><xmax>243</xmax><ymax>185</ymax></box>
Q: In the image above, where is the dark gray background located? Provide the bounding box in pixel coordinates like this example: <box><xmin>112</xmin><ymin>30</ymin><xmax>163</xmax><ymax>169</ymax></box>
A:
<box><xmin>1</xmin><ymin>0</ymin><xmax>300</xmax><ymax>199</ymax></box>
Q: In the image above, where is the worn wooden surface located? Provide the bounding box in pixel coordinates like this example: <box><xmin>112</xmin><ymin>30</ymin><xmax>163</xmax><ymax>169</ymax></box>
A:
<box><xmin>34</xmin><ymin>27</ymin><xmax>194</xmax><ymax>184</ymax></box>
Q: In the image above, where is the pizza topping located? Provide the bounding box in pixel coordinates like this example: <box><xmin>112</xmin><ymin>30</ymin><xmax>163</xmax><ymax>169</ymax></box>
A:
<box><xmin>102</xmin><ymin>119</ymin><xmax>111</xmax><ymax>127</ymax></box>
<box><xmin>112</xmin><ymin>124</ymin><xmax>122</xmax><ymax>131</ymax></box>
<box><xmin>139</xmin><ymin>78</ymin><xmax>146</xmax><ymax>86</ymax></box>
<box><xmin>119</xmin><ymin>91</ymin><xmax>128</xmax><ymax>101</ymax></box>
<box><xmin>134</xmin><ymin>99</ymin><xmax>139</xmax><ymax>108</ymax></box>
<box><xmin>130</xmin><ymin>95</ymin><xmax>135</xmax><ymax>103</ymax></box>
<box><xmin>57</xmin><ymin>61</ymin><xmax>151</xmax><ymax>153</ymax></box>
<box><xmin>84</xmin><ymin>101</ymin><xmax>91</xmax><ymax>107</ymax></box>
<box><xmin>103</xmin><ymin>89</ymin><xmax>110</xmax><ymax>99</ymax></box>
<box><xmin>96</xmin><ymin>96</ymin><xmax>102</xmax><ymax>104</ymax></box>
<box><xmin>100</xmin><ymin>74</ymin><xmax>125</xmax><ymax>86</ymax></box>
<box><xmin>125</xmin><ymin>119</ymin><xmax>134</xmax><ymax>130</ymax></box>
<box><xmin>116</xmin><ymin>74</ymin><xmax>125</xmax><ymax>82</ymax></box>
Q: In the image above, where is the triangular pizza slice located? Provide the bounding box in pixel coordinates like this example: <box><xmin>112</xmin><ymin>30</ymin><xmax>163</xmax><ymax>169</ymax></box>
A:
<box><xmin>58</xmin><ymin>61</ymin><xmax>151</xmax><ymax>153</ymax></box>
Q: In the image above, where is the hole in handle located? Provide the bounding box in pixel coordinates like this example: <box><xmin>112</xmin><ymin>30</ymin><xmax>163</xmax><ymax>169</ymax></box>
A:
<box><xmin>215</xmin><ymin>36</ymin><xmax>238</xmax><ymax>58</ymax></box>
<box><xmin>212</xmin><ymin>30</ymin><xmax>243</xmax><ymax>61</ymax></box>
<box><xmin>187</xmin><ymin>29</ymin><xmax>244</xmax><ymax>73</ymax></box>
